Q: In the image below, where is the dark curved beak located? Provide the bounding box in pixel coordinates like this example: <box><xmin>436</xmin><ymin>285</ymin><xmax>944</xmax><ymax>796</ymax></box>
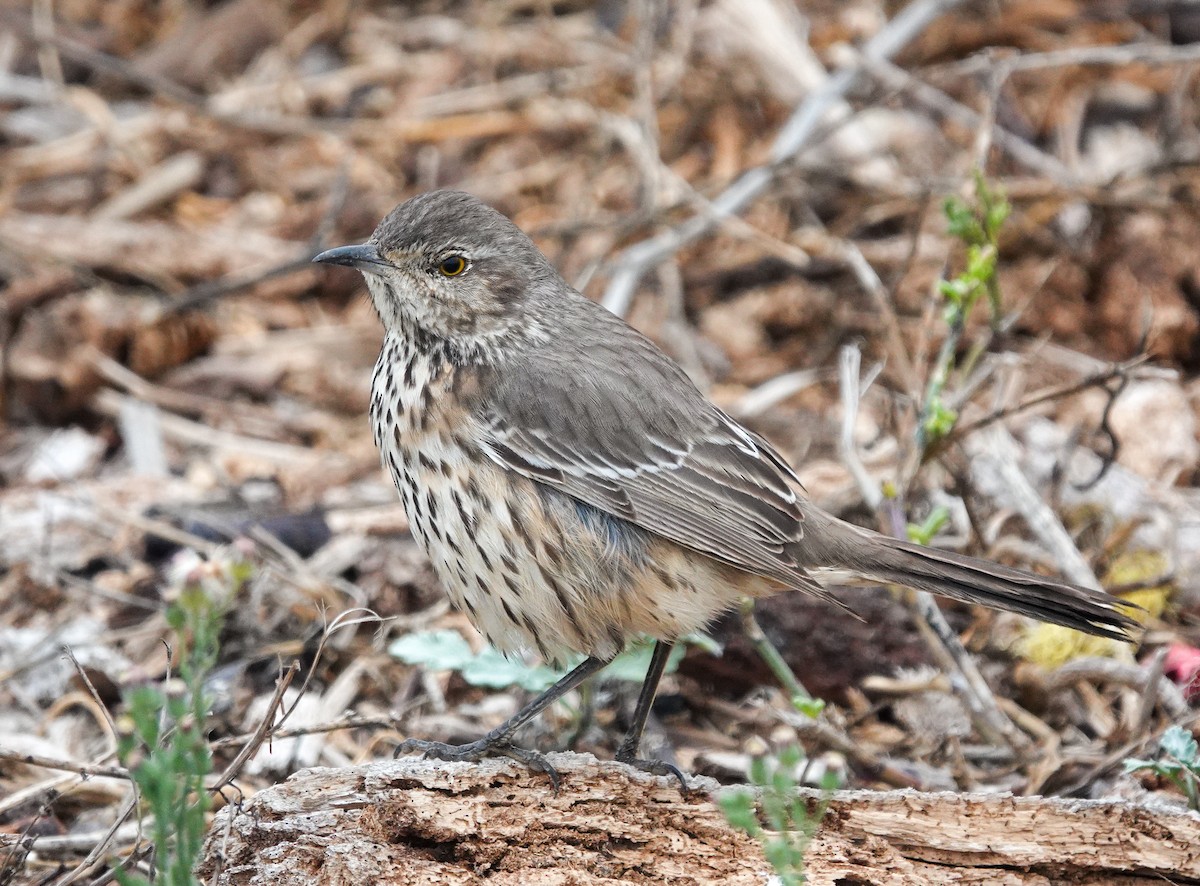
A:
<box><xmin>312</xmin><ymin>244</ymin><xmax>387</xmax><ymax>270</ymax></box>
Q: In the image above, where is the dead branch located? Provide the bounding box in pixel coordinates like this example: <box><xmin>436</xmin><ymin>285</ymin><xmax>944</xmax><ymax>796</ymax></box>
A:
<box><xmin>196</xmin><ymin>755</ymin><xmax>1200</xmax><ymax>885</ymax></box>
<box><xmin>600</xmin><ymin>0</ymin><xmax>970</xmax><ymax>316</ymax></box>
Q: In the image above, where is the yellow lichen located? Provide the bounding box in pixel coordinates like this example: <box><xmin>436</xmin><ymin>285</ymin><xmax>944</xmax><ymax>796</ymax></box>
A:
<box><xmin>1016</xmin><ymin>550</ymin><xmax>1167</xmax><ymax>668</ymax></box>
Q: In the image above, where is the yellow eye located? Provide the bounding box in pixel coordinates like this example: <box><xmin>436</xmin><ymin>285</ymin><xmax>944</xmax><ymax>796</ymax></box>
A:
<box><xmin>438</xmin><ymin>255</ymin><xmax>467</xmax><ymax>277</ymax></box>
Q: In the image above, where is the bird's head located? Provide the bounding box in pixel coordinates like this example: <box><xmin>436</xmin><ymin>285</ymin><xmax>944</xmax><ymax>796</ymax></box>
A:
<box><xmin>314</xmin><ymin>190</ymin><xmax>558</xmax><ymax>357</ymax></box>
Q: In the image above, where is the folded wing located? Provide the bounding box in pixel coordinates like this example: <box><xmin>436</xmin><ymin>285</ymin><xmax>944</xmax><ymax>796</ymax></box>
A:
<box><xmin>474</xmin><ymin>308</ymin><xmax>821</xmax><ymax>593</ymax></box>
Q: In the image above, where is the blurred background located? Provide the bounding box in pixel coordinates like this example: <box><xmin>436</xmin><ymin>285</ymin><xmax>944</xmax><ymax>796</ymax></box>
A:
<box><xmin>3</xmin><ymin>0</ymin><xmax>1200</xmax><ymax>875</ymax></box>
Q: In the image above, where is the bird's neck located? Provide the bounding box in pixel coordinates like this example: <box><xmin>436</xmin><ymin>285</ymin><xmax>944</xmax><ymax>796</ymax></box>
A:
<box><xmin>386</xmin><ymin>308</ymin><xmax>490</xmax><ymax>369</ymax></box>
<box><xmin>389</xmin><ymin>302</ymin><xmax>549</xmax><ymax>370</ymax></box>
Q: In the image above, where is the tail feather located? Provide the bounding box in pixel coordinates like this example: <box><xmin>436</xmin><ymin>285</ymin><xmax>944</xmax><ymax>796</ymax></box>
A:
<box><xmin>863</xmin><ymin>535</ymin><xmax>1139</xmax><ymax>641</ymax></box>
<box><xmin>795</xmin><ymin>514</ymin><xmax>1140</xmax><ymax>642</ymax></box>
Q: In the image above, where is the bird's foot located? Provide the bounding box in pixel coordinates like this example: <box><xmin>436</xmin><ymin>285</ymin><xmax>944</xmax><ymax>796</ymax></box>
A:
<box><xmin>395</xmin><ymin>736</ymin><xmax>561</xmax><ymax>791</ymax></box>
<box><xmin>614</xmin><ymin>748</ymin><xmax>691</xmax><ymax>791</ymax></box>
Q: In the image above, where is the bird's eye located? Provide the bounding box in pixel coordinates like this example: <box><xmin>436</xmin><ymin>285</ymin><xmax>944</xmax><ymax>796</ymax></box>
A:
<box><xmin>437</xmin><ymin>255</ymin><xmax>467</xmax><ymax>277</ymax></box>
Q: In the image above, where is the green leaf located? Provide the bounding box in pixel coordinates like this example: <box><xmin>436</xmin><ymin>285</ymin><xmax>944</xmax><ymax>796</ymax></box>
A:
<box><xmin>763</xmin><ymin>839</ymin><xmax>796</xmax><ymax>881</ymax></box>
<box><xmin>987</xmin><ymin>203</ymin><xmax>1011</xmax><ymax>235</ymax></box>
<box><xmin>718</xmin><ymin>791</ymin><xmax>760</xmax><ymax>836</ymax></box>
<box><xmin>390</xmin><ymin>630</ymin><xmax>574</xmax><ymax>692</ymax></box>
<box><xmin>388</xmin><ymin>630</ymin><xmax>475</xmax><ymax>672</ymax></box>
<box><xmin>793</xmin><ymin>695</ymin><xmax>825</xmax><ymax>717</ymax></box>
<box><xmin>601</xmin><ymin>641</ymin><xmax>686</xmax><ymax>683</ymax></box>
<box><xmin>906</xmin><ymin>505</ymin><xmax>950</xmax><ymax>546</ymax></box>
<box><xmin>943</xmin><ymin>196</ymin><xmax>978</xmax><ymax>242</ymax></box>
<box><xmin>460</xmin><ymin>647</ymin><xmax>566</xmax><ymax>692</ymax></box>
<box><xmin>922</xmin><ymin>400</ymin><xmax>958</xmax><ymax>442</ymax></box>
<box><xmin>1161</xmin><ymin>726</ymin><xmax>1199</xmax><ymax>767</ymax></box>
<box><xmin>778</xmin><ymin>744</ymin><xmax>803</xmax><ymax>770</ymax></box>
<box><xmin>771</xmin><ymin>765</ymin><xmax>795</xmax><ymax>798</ymax></box>
<box><xmin>389</xmin><ymin>631</ymin><xmax>718</xmax><ymax>692</ymax></box>
<box><xmin>938</xmin><ymin>278</ymin><xmax>968</xmax><ymax>303</ymax></box>
<box><xmin>749</xmin><ymin>755</ymin><xmax>768</xmax><ymax>786</ymax></box>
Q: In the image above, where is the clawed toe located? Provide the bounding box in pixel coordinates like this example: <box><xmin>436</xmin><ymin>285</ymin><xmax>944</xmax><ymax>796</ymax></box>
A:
<box><xmin>491</xmin><ymin>744</ymin><xmax>561</xmax><ymax>791</ymax></box>
<box><xmin>616</xmin><ymin>751</ymin><xmax>692</xmax><ymax>791</ymax></box>
<box><xmin>394</xmin><ymin>737</ymin><xmax>561</xmax><ymax>791</ymax></box>
<box><xmin>393</xmin><ymin>735</ymin><xmax>691</xmax><ymax>794</ymax></box>
<box><xmin>394</xmin><ymin>737</ymin><xmax>477</xmax><ymax>761</ymax></box>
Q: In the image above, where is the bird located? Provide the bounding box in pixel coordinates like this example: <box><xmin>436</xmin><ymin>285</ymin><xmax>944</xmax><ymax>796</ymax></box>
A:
<box><xmin>313</xmin><ymin>189</ymin><xmax>1138</xmax><ymax>788</ymax></box>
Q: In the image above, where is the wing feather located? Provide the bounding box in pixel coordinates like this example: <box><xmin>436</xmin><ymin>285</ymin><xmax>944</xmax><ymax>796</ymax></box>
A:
<box><xmin>472</xmin><ymin>304</ymin><xmax>820</xmax><ymax>593</ymax></box>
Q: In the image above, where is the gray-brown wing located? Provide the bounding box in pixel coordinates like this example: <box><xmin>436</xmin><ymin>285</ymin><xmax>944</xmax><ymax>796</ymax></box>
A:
<box><xmin>474</xmin><ymin>310</ymin><xmax>820</xmax><ymax>593</ymax></box>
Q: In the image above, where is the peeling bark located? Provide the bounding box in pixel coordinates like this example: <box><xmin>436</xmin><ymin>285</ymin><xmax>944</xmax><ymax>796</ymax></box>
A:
<box><xmin>199</xmin><ymin>754</ymin><xmax>1200</xmax><ymax>885</ymax></box>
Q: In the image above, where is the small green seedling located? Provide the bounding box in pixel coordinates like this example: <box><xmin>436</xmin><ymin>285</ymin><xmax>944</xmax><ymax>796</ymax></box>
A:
<box><xmin>1124</xmin><ymin>725</ymin><xmax>1200</xmax><ymax>810</ymax></box>
<box><xmin>115</xmin><ymin>550</ymin><xmax>248</xmax><ymax>886</ymax></box>
<box><xmin>719</xmin><ymin>746</ymin><xmax>840</xmax><ymax>886</ymax></box>
<box><xmin>906</xmin><ymin>505</ymin><xmax>950</xmax><ymax>546</ymax></box>
<box><xmin>919</xmin><ymin>170</ymin><xmax>1011</xmax><ymax>451</ymax></box>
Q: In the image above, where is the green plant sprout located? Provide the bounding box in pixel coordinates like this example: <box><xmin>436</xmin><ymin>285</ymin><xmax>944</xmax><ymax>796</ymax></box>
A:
<box><xmin>115</xmin><ymin>550</ymin><xmax>248</xmax><ymax>886</ymax></box>
<box><xmin>738</xmin><ymin>600</ymin><xmax>825</xmax><ymax>717</ymax></box>
<box><xmin>919</xmin><ymin>170</ymin><xmax>1011</xmax><ymax>451</ymax></box>
<box><xmin>1124</xmin><ymin>725</ymin><xmax>1200</xmax><ymax>810</ymax></box>
<box><xmin>719</xmin><ymin>745</ymin><xmax>840</xmax><ymax>885</ymax></box>
<box><xmin>906</xmin><ymin>505</ymin><xmax>950</xmax><ymax>546</ymax></box>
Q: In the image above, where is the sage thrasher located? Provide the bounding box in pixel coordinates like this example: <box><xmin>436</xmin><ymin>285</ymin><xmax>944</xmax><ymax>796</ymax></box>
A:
<box><xmin>314</xmin><ymin>189</ymin><xmax>1136</xmax><ymax>786</ymax></box>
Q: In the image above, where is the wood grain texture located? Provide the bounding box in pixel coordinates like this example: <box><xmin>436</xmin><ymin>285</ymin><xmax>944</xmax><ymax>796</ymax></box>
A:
<box><xmin>199</xmin><ymin>753</ymin><xmax>1200</xmax><ymax>885</ymax></box>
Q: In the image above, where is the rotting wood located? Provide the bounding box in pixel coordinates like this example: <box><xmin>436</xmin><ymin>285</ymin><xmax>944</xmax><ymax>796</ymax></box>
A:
<box><xmin>198</xmin><ymin>753</ymin><xmax>1200</xmax><ymax>886</ymax></box>
<box><xmin>199</xmin><ymin>754</ymin><xmax>771</xmax><ymax>886</ymax></box>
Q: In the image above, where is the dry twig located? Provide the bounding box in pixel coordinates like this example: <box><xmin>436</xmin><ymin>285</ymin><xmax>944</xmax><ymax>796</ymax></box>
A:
<box><xmin>601</xmin><ymin>0</ymin><xmax>970</xmax><ymax>316</ymax></box>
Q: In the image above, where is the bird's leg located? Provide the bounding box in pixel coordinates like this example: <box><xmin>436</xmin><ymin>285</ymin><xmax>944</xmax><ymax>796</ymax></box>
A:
<box><xmin>614</xmin><ymin>640</ymin><xmax>689</xmax><ymax>788</ymax></box>
<box><xmin>395</xmin><ymin>654</ymin><xmax>609</xmax><ymax>791</ymax></box>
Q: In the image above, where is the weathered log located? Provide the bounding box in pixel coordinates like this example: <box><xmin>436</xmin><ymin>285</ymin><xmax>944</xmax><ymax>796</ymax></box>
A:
<box><xmin>199</xmin><ymin>753</ymin><xmax>1200</xmax><ymax>885</ymax></box>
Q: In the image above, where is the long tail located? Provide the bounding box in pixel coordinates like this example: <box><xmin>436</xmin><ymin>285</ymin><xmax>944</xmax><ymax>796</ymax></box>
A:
<box><xmin>797</xmin><ymin>515</ymin><xmax>1140</xmax><ymax>642</ymax></box>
